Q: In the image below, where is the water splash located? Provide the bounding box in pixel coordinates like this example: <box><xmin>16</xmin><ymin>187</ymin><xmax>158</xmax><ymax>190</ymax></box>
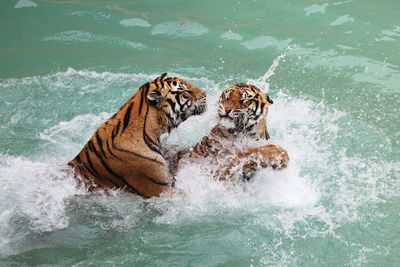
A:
<box><xmin>1</xmin><ymin>68</ymin><xmax>399</xmax><ymax>264</ymax></box>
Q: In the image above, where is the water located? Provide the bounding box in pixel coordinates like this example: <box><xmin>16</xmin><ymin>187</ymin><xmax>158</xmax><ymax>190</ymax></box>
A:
<box><xmin>1</xmin><ymin>0</ymin><xmax>399</xmax><ymax>265</ymax></box>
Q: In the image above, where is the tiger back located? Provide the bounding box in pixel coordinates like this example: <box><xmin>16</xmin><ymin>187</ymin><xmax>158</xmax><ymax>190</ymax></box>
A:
<box><xmin>68</xmin><ymin>73</ymin><xmax>207</xmax><ymax>198</ymax></box>
<box><xmin>172</xmin><ymin>83</ymin><xmax>288</xmax><ymax>181</ymax></box>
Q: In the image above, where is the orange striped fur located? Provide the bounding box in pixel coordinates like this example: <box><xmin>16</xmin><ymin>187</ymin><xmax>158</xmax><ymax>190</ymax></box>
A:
<box><xmin>68</xmin><ymin>73</ymin><xmax>206</xmax><ymax>197</ymax></box>
<box><xmin>172</xmin><ymin>83</ymin><xmax>288</xmax><ymax>181</ymax></box>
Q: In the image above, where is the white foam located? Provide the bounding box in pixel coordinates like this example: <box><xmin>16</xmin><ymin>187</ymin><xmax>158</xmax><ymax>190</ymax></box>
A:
<box><xmin>330</xmin><ymin>15</ymin><xmax>355</xmax><ymax>26</ymax></box>
<box><xmin>156</xmin><ymin>86</ymin><xmax>400</xmax><ymax>236</ymax></box>
<box><xmin>220</xmin><ymin>31</ymin><xmax>243</xmax><ymax>41</ymax></box>
<box><xmin>67</xmin><ymin>11</ymin><xmax>111</xmax><ymax>20</ymax></box>
<box><xmin>304</xmin><ymin>3</ymin><xmax>328</xmax><ymax>16</ymax></box>
<box><xmin>2</xmin><ymin>66</ymin><xmax>400</xmax><ymax>257</ymax></box>
<box><xmin>120</xmin><ymin>18</ymin><xmax>151</xmax><ymax>27</ymax></box>
<box><xmin>375</xmin><ymin>28</ymin><xmax>400</xmax><ymax>42</ymax></box>
<box><xmin>0</xmin><ymin>67</ymin><xmax>156</xmax><ymax>89</ymax></box>
<box><xmin>39</xmin><ymin>112</ymin><xmax>112</xmax><ymax>159</ymax></box>
<box><xmin>337</xmin><ymin>44</ymin><xmax>355</xmax><ymax>50</ymax></box>
<box><xmin>0</xmin><ymin>154</ymin><xmax>82</xmax><ymax>253</ymax></box>
<box><xmin>43</xmin><ymin>30</ymin><xmax>147</xmax><ymax>50</ymax></box>
<box><xmin>15</xmin><ymin>0</ymin><xmax>37</xmax><ymax>8</ymax></box>
<box><xmin>151</xmin><ymin>21</ymin><xmax>208</xmax><ymax>37</ymax></box>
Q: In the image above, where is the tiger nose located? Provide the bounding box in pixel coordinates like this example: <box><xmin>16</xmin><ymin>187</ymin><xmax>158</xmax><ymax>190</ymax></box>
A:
<box><xmin>225</xmin><ymin>107</ymin><xmax>232</xmax><ymax>113</ymax></box>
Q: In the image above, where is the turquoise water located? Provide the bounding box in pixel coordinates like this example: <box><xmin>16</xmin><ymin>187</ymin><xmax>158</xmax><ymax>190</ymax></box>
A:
<box><xmin>1</xmin><ymin>0</ymin><xmax>399</xmax><ymax>265</ymax></box>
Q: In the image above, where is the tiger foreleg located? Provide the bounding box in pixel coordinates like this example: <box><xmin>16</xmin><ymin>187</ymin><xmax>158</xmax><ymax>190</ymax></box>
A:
<box><xmin>237</xmin><ymin>144</ymin><xmax>289</xmax><ymax>170</ymax></box>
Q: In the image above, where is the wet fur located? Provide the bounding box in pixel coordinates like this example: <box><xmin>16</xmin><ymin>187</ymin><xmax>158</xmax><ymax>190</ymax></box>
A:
<box><xmin>171</xmin><ymin>83</ymin><xmax>288</xmax><ymax>181</ymax></box>
<box><xmin>68</xmin><ymin>73</ymin><xmax>206</xmax><ymax>198</ymax></box>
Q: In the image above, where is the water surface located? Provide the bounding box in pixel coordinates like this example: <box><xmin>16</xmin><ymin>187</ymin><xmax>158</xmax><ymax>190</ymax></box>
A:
<box><xmin>1</xmin><ymin>0</ymin><xmax>399</xmax><ymax>266</ymax></box>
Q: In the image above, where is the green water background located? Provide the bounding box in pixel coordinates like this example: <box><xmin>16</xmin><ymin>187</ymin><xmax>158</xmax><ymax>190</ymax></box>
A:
<box><xmin>0</xmin><ymin>0</ymin><xmax>399</xmax><ymax>266</ymax></box>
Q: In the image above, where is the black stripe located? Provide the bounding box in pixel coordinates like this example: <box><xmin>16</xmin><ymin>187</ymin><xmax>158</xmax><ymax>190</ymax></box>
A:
<box><xmin>84</xmin><ymin>147</ymin><xmax>106</xmax><ymax>182</ymax></box>
<box><xmin>143</xmin><ymin>174</ymin><xmax>169</xmax><ymax>186</ymax></box>
<box><xmin>143</xmin><ymin>104</ymin><xmax>163</xmax><ymax>157</ymax></box>
<box><xmin>175</xmin><ymin>94</ymin><xmax>183</xmax><ymax>107</ymax></box>
<box><xmin>144</xmin><ymin>133</ymin><xmax>162</xmax><ymax>155</ymax></box>
<box><xmin>71</xmin><ymin>155</ymin><xmax>93</xmax><ymax>185</ymax></box>
<box><xmin>266</xmin><ymin>95</ymin><xmax>273</xmax><ymax>104</ymax></box>
<box><xmin>165</xmin><ymin>98</ymin><xmax>176</xmax><ymax>110</ymax></box>
<box><xmin>87</xmin><ymin>140</ymin><xmax>94</xmax><ymax>152</ymax></box>
<box><xmin>154</xmin><ymin>78</ymin><xmax>160</xmax><ymax>90</ymax></box>
<box><xmin>112</xmin><ymin>144</ymin><xmax>164</xmax><ymax>165</ymax></box>
<box><xmin>90</xmin><ymin>142</ymin><xmax>146</xmax><ymax>197</ymax></box>
<box><xmin>109</xmin><ymin>117</ymin><xmax>162</xmax><ymax>164</ymax></box>
<box><xmin>165</xmin><ymin>112</ymin><xmax>174</xmax><ymax>125</ymax></box>
<box><xmin>143</xmin><ymin>120</ymin><xmax>160</xmax><ymax>147</ymax></box>
<box><xmin>265</xmin><ymin>129</ymin><xmax>270</xmax><ymax>140</ymax></box>
<box><xmin>246</xmin><ymin>124</ymin><xmax>255</xmax><ymax>131</ymax></box>
<box><xmin>74</xmin><ymin>154</ymin><xmax>82</xmax><ymax>164</ymax></box>
<box><xmin>89</xmin><ymin>139</ymin><xmax>128</xmax><ymax>189</ymax></box>
<box><xmin>106</xmin><ymin>139</ymin><xmax>121</xmax><ymax>159</ymax></box>
<box><xmin>142</xmin><ymin>104</ymin><xmax>157</xmax><ymax>149</ymax></box>
<box><xmin>139</xmin><ymin>83</ymin><xmax>149</xmax><ymax>115</ymax></box>
<box><xmin>260</xmin><ymin>102</ymin><xmax>265</xmax><ymax>113</ymax></box>
<box><xmin>254</xmin><ymin>99</ymin><xmax>259</xmax><ymax>114</ymax></box>
<box><xmin>122</xmin><ymin>101</ymin><xmax>134</xmax><ymax>133</ymax></box>
<box><xmin>80</xmin><ymin>163</ymin><xmax>98</xmax><ymax>184</ymax></box>
<box><xmin>114</xmin><ymin>120</ymin><xmax>121</xmax><ymax>136</ymax></box>
<box><xmin>95</xmin><ymin>131</ymin><xmax>107</xmax><ymax>158</ymax></box>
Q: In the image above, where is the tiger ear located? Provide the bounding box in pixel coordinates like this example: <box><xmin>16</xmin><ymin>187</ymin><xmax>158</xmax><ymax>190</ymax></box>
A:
<box><xmin>159</xmin><ymin>73</ymin><xmax>168</xmax><ymax>80</ymax></box>
<box><xmin>266</xmin><ymin>94</ymin><xmax>273</xmax><ymax>104</ymax></box>
<box><xmin>147</xmin><ymin>90</ymin><xmax>164</xmax><ymax>104</ymax></box>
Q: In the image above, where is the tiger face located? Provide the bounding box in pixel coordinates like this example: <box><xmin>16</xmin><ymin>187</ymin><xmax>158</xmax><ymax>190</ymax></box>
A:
<box><xmin>218</xmin><ymin>83</ymin><xmax>273</xmax><ymax>139</ymax></box>
<box><xmin>147</xmin><ymin>73</ymin><xmax>207</xmax><ymax>129</ymax></box>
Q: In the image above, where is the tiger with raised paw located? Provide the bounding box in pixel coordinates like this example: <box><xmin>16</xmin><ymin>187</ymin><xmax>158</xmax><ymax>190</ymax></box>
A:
<box><xmin>171</xmin><ymin>83</ymin><xmax>288</xmax><ymax>182</ymax></box>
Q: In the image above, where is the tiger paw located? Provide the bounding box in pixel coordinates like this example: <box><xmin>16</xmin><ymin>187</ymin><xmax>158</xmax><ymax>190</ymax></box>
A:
<box><xmin>256</xmin><ymin>144</ymin><xmax>289</xmax><ymax>169</ymax></box>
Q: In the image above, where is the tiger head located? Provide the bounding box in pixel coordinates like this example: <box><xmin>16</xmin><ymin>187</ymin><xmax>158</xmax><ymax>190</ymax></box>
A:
<box><xmin>146</xmin><ymin>73</ymin><xmax>207</xmax><ymax>130</ymax></box>
<box><xmin>217</xmin><ymin>83</ymin><xmax>273</xmax><ymax>139</ymax></box>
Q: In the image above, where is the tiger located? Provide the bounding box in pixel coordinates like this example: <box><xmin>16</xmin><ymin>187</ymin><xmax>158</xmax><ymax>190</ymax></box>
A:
<box><xmin>170</xmin><ymin>83</ymin><xmax>288</xmax><ymax>181</ymax></box>
<box><xmin>68</xmin><ymin>73</ymin><xmax>207</xmax><ymax>198</ymax></box>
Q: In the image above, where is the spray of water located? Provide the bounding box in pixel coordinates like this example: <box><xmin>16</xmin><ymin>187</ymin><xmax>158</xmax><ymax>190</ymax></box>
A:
<box><xmin>0</xmin><ymin>64</ymin><xmax>399</xmax><ymax>263</ymax></box>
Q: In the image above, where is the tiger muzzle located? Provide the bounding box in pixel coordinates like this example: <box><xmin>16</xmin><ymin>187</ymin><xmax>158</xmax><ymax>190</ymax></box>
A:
<box><xmin>193</xmin><ymin>97</ymin><xmax>207</xmax><ymax>115</ymax></box>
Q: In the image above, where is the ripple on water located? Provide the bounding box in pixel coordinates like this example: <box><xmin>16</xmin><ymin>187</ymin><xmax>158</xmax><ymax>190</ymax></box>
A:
<box><xmin>43</xmin><ymin>30</ymin><xmax>147</xmax><ymax>50</ymax></box>
<box><xmin>120</xmin><ymin>18</ymin><xmax>151</xmax><ymax>27</ymax></box>
<box><xmin>242</xmin><ymin>36</ymin><xmax>292</xmax><ymax>51</ymax></box>
<box><xmin>330</xmin><ymin>15</ymin><xmax>355</xmax><ymax>26</ymax></box>
<box><xmin>304</xmin><ymin>3</ymin><xmax>329</xmax><ymax>16</ymax></box>
<box><xmin>220</xmin><ymin>31</ymin><xmax>243</xmax><ymax>41</ymax></box>
<box><xmin>289</xmin><ymin>46</ymin><xmax>400</xmax><ymax>93</ymax></box>
<box><xmin>1</xmin><ymin>67</ymin><xmax>399</xmax><ymax>264</ymax></box>
<box><xmin>151</xmin><ymin>21</ymin><xmax>208</xmax><ymax>37</ymax></box>
<box><xmin>14</xmin><ymin>0</ymin><xmax>37</xmax><ymax>8</ymax></box>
